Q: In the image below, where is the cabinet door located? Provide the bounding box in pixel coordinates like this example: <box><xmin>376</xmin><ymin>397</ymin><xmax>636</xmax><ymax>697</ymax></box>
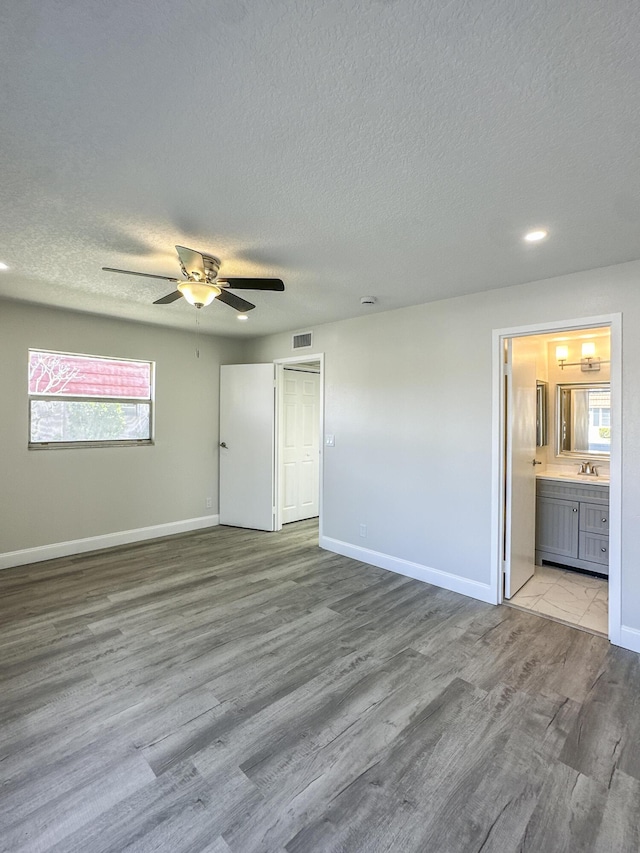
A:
<box><xmin>536</xmin><ymin>497</ymin><xmax>579</xmax><ymax>559</ymax></box>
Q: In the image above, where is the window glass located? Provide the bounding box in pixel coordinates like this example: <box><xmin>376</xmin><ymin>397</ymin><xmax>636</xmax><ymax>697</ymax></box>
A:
<box><xmin>28</xmin><ymin>350</ymin><xmax>153</xmax><ymax>447</ymax></box>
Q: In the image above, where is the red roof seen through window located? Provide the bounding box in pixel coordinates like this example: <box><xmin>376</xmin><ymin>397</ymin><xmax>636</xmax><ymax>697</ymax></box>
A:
<box><xmin>29</xmin><ymin>351</ymin><xmax>151</xmax><ymax>398</ymax></box>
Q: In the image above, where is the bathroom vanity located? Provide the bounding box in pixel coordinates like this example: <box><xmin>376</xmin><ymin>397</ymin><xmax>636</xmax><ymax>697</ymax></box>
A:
<box><xmin>535</xmin><ymin>474</ymin><xmax>609</xmax><ymax>576</ymax></box>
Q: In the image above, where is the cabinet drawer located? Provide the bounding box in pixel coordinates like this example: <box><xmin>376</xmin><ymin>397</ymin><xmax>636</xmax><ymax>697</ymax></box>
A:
<box><xmin>579</xmin><ymin>532</ymin><xmax>609</xmax><ymax>566</ymax></box>
<box><xmin>536</xmin><ymin>479</ymin><xmax>609</xmax><ymax>504</ymax></box>
<box><xmin>580</xmin><ymin>502</ymin><xmax>610</xmax><ymax>534</ymax></box>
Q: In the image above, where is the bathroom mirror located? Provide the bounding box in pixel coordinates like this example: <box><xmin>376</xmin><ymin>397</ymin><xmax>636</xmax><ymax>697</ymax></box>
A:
<box><xmin>536</xmin><ymin>381</ymin><xmax>548</xmax><ymax>447</ymax></box>
<box><xmin>556</xmin><ymin>382</ymin><xmax>611</xmax><ymax>458</ymax></box>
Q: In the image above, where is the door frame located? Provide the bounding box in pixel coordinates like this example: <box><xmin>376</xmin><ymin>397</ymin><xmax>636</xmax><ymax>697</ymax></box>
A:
<box><xmin>274</xmin><ymin>353</ymin><xmax>325</xmax><ymax>534</ymax></box>
<box><xmin>490</xmin><ymin>314</ymin><xmax>622</xmax><ymax>645</ymax></box>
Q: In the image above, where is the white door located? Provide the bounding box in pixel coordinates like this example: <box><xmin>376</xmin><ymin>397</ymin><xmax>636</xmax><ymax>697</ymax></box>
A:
<box><xmin>280</xmin><ymin>369</ymin><xmax>320</xmax><ymax>523</ymax></box>
<box><xmin>219</xmin><ymin>363</ymin><xmax>275</xmax><ymax>531</ymax></box>
<box><xmin>504</xmin><ymin>337</ymin><xmax>537</xmax><ymax>598</ymax></box>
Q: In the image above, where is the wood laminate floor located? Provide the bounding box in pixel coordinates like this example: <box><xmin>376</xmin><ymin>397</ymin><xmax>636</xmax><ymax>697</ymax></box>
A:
<box><xmin>1</xmin><ymin>520</ymin><xmax>639</xmax><ymax>852</ymax></box>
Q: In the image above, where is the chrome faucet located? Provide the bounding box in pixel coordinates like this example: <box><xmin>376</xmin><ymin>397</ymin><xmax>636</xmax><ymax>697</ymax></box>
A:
<box><xmin>578</xmin><ymin>461</ymin><xmax>598</xmax><ymax>476</ymax></box>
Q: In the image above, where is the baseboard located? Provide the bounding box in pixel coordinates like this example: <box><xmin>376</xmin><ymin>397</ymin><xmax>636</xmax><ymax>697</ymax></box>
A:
<box><xmin>0</xmin><ymin>515</ymin><xmax>220</xmax><ymax>571</ymax></box>
<box><xmin>619</xmin><ymin>625</ymin><xmax>640</xmax><ymax>654</ymax></box>
<box><xmin>320</xmin><ymin>536</ymin><xmax>496</xmax><ymax>605</ymax></box>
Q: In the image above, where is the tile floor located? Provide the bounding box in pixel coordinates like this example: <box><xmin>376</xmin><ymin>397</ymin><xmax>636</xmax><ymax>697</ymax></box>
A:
<box><xmin>507</xmin><ymin>564</ymin><xmax>608</xmax><ymax>636</ymax></box>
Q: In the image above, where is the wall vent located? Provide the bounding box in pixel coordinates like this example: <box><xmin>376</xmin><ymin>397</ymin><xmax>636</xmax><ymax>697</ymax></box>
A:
<box><xmin>292</xmin><ymin>331</ymin><xmax>312</xmax><ymax>350</ymax></box>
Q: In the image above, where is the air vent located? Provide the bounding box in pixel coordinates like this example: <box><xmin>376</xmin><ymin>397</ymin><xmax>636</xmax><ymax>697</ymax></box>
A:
<box><xmin>292</xmin><ymin>331</ymin><xmax>312</xmax><ymax>350</ymax></box>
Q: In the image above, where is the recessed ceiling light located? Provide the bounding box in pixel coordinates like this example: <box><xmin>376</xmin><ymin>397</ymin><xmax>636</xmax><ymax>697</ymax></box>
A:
<box><xmin>524</xmin><ymin>229</ymin><xmax>548</xmax><ymax>243</ymax></box>
<box><xmin>0</xmin><ymin>262</ymin><xmax>9</xmax><ymax>270</ymax></box>
<box><xmin>237</xmin><ymin>313</ymin><xmax>249</xmax><ymax>321</ymax></box>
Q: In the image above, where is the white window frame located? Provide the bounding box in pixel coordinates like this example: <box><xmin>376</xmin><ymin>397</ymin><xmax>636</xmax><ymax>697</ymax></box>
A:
<box><xmin>28</xmin><ymin>348</ymin><xmax>155</xmax><ymax>450</ymax></box>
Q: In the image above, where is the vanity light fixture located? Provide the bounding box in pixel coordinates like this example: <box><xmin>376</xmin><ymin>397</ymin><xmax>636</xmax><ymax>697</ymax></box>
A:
<box><xmin>556</xmin><ymin>341</ymin><xmax>608</xmax><ymax>372</ymax></box>
<box><xmin>237</xmin><ymin>313</ymin><xmax>249</xmax><ymax>321</ymax></box>
<box><xmin>580</xmin><ymin>341</ymin><xmax>601</xmax><ymax>372</ymax></box>
<box><xmin>555</xmin><ymin>345</ymin><xmax>569</xmax><ymax>368</ymax></box>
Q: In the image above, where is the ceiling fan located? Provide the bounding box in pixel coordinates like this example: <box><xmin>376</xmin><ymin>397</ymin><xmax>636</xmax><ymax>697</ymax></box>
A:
<box><xmin>102</xmin><ymin>245</ymin><xmax>284</xmax><ymax>312</ymax></box>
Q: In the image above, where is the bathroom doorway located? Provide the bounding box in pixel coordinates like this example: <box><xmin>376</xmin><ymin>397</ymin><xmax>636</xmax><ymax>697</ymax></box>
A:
<box><xmin>491</xmin><ymin>315</ymin><xmax>621</xmax><ymax>643</ymax></box>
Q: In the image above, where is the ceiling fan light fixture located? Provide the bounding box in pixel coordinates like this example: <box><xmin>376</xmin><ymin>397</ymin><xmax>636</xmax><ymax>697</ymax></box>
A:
<box><xmin>177</xmin><ymin>281</ymin><xmax>221</xmax><ymax>308</ymax></box>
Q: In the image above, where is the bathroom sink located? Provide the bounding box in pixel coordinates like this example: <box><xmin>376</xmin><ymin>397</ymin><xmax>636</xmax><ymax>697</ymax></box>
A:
<box><xmin>536</xmin><ymin>471</ymin><xmax>610</xmax><ymax>483</ymax></box>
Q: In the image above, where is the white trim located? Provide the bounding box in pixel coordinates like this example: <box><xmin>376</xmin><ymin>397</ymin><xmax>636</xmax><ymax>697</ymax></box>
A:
<box><xmin>274</xmin><ymin>353</ymin><xmax>325</xmax><ymax>537</ymax></box>
<box><xmin>491</xmin><ymin>313</ymin><xmax>622</xmax><ymax>646</ymax></box>
<box><xmin>620</xmin><ymin>626</ymin><xmax>640</xmax><ymax>655</ymax></box>
<box><xmin>320</xmin><ymin>536</ymin><xmax>495</xmax><ymax>604</ymax></box>
<box><xmin>0</xmin><ymin>515</ymin><xmax>219</xmax><ymax>571</ymax></box>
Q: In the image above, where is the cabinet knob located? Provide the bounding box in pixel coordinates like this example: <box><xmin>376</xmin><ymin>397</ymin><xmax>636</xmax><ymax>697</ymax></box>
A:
<box><xmin>572</xmin><ymin>508</ymin><xmax>578</xmax><ymax>512</ymax></box>
<box><xmin>602</xmin><ymin>517</ymin><xmax>607</xmax><ymax>523</ymax></box>
<box><xmin>601</xmin><ymin>547</ymin><xmax>607</xmax><ymax>553</ymax></box>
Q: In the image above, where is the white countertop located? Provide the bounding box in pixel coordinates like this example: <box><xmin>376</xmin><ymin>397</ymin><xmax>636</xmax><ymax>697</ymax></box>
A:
<box><xmin>536</xmin><ymin>471</ymin><xmax>610</xmax><ymax>484</ymax></box>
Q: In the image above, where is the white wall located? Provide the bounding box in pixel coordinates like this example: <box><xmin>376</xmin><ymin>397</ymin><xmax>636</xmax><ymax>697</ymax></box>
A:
<box><xmin>245</xmin><ymin>259</ymin><xmax>640</xmax><ymax>639</ymax></box>
<box><xmin>0</xmin><ymin>300</ymin><xmax>243</xmax><ymax>561</ymax></box>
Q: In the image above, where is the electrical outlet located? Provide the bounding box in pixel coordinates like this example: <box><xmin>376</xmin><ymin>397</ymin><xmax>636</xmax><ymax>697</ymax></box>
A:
<box><xmin>359</xmin><ymin>524</ymin><xmax>367</xmax><ymax>538</ymax></box>
<box><xmin>206</xmin><ymin>497</ymin><xmax>212</xmax><ymax>509</ymax></box>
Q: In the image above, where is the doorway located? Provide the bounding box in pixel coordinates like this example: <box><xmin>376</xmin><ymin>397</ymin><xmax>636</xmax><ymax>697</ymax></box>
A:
<box><xmin>275</xmin><ymin>357</ymin><xmax>322</xmax><ymax>529</ymax></box>
<box><xmin>491</xmin><ymin>315</ymin><xmax>622</xmax><ymax>645</ymax></box>
<box><xmin>218</xmin><ymin>355</ymin><xmax>324</xmax><ymax>536</ymax></box>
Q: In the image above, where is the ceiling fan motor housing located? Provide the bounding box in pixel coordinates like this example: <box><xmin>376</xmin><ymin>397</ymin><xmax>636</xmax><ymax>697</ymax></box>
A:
<box><xmin>178</xmin><ymin>252</ymin><xmax>221</xmax><ymax>283</ymax></box>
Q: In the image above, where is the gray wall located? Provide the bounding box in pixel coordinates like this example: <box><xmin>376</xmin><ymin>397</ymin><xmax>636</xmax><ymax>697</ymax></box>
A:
<box><xmin>3</xmin><ymin>259</ymin><xmax>640</xmax><ymax>641</ymax></box>
<box><xmin>245</xmin><ymin>259</ymin><xmax>640</xmax><ymax>634</ymax></box>
<box><xmin>0</xmin><ymin>300</ymin><xmax>243</xmax><ymax>554</ymax></box>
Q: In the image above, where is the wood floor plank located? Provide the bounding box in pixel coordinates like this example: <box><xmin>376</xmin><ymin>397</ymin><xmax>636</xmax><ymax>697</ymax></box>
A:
<box><xmin>2</xmin><ymin>753</ymin><xmax>156</xmax><ymax>853</ymax></box>
<box><xmin>516</xmin><ymin>763</ymin><xmax>608</xmax><ymax>852</ymax></box>
<box><xmin>1</xmin><ymin>519</ymin><xmax>638</xmax><ymax>852</ymax></box>
<box><xmin>560</xmin><ymin>648</ymin><xmax>640</xmax><ymax>786</ymax></box>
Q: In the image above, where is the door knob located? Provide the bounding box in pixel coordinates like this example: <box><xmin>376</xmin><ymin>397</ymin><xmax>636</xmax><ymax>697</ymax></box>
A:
<box><xmin>531</xmin><ymin>459</ymin><xmax>542</xmax><ymax>466</ymax></box>
<box><xmin>220</xmin><ymin>442</ymin><xmax>228</xmax><ymax>448</ymax></box>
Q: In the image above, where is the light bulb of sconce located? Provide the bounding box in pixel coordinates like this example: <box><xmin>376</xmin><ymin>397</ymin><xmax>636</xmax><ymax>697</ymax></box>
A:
<box><xmin>556</xmin><ymin>345</ymin><xmax>569</xmax><ymax>362</ymax></box>
<box><xmin>237</xmin><ymin>314</ymin><xmax>249</xmax><ymax>321</ymax></box>
<box><xmin>581</xmin><ymin>342</ymin><xmax>596</xmax><ymax>358</ymax></box>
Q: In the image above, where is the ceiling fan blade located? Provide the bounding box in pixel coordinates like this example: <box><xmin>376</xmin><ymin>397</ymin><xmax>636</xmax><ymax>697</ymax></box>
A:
<box><xmin>215</xmin><ymin>289</ymin><xmax>256</xmax><ymax>312</ymax></box>
<box><xmin>175</xmin><ymin>245</ymin><xmax>206</xmax><ymax>281</ymax></box>
<box><xmin>153</xmin><ymin>291</ymin><xmax>183</xmax><ymax>305</ymax></box>
<box><xmin>217</xmin><ymin>278</ymin><xmax>285</xmax><ymax>291</ymax></box>
<box><xmin>102</xmin><ymin>267</ymin><xmax>179</xmax><ymax>282</ymax></box>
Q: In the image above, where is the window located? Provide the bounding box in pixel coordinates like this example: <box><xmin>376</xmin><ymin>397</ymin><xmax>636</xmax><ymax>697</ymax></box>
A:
<box><xmin>28</xmin><ymin>350</ymin><xmax>154</xmax><ymax>448</ymax></box>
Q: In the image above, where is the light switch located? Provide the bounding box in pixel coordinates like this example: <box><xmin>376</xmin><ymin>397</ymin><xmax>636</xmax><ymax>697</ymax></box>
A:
<box><xmin>325</xmin><ymin>434</ymin><xmax>335</xmax><ymax>447</ymax></box>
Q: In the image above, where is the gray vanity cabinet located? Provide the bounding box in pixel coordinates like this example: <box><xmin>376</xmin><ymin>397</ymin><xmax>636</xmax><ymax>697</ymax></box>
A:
<box><xmin>535</xmin><ymin>496</ymin><xmax>579</xmax><ymax>560</ymax></box>
<box><xmin>535</xmin><ymin>478</ymin><xmax>609</xmax><ymax>576</ymax></box>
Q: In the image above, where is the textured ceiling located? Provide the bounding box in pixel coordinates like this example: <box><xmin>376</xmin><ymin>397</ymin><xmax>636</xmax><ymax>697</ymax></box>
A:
<box><xmin>1</xmin><ymin>1</ymin><xmax>640</xmax><ymax>337</ymax></box>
